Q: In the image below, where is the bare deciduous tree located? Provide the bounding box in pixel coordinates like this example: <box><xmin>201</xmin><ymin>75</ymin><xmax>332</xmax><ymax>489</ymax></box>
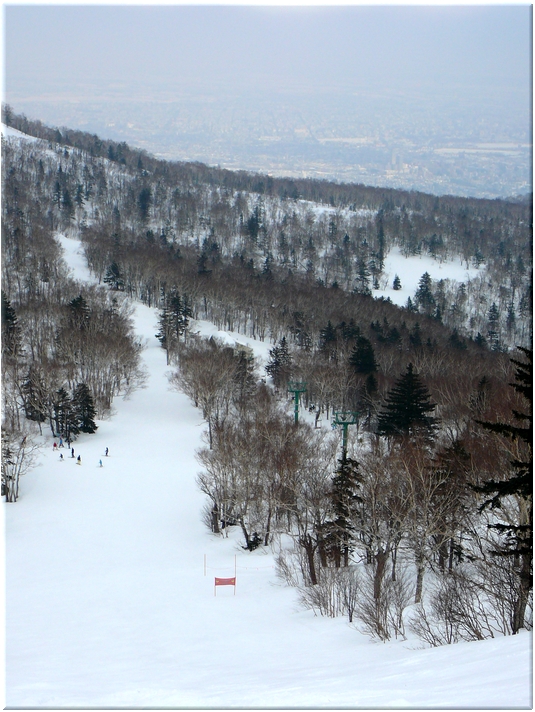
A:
<box><xmin>1</xmin><ymin>428</ymin><xmax>41</xmax><ymax>502</ymax></box>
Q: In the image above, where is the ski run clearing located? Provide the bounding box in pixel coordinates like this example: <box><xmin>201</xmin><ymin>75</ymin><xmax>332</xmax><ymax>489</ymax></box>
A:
<box><xmin>4</xmin><ymin>232</ymin><xmax>531</xmax><ymax>710</ymax></box>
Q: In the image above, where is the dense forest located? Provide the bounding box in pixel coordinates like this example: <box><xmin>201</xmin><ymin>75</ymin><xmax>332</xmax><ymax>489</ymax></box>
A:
<box><xmin>1</xmin><ymin>107</ymin><xmax>532</xmax><ymax>645</ymax></box>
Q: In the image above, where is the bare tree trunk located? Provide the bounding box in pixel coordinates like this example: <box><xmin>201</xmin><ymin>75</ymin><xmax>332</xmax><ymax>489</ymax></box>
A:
<box><xmin>211</xmin><ymin>505</ymin><xmax>220</xmax><ymax>534</ymax></box>
<box><xmin>512</xmin><ymin>550</ymin><xmax>532</xmax><ymax>633</ymax></box>
<box><xmin>333</xmin><ymin>547</ymin><xmax>341</xmax><ymax>569</ymax></box>
<box><xmin>343</xmin><ymin>543</ymin><xmax>349</xmax><ymax>568</ymax></box>
<box><xmin>239</xmin><ymin>517</ymin><xmax>251</xmax><ymax>550</ymax></box>
<box><xmin>448</xmin><ymin>537</ymin><xmax>455</xmax><ymax>572</ymax></box>
<box><xmin>317</xmin><ymin>534</ymin><xmax>328</xmax><ymax>569</ymax></box>
<box><xmin>300</xmin><ymin>534</ymin><xmax>318</xmax><ymax>585</ymax></box>
<box><xmin>374</xmin><ymin>547</ymin><xmax>389</xmax><ymax>600</ymax></box>
<box><xmin>414</xmin><ymin>553</ymin><xmax>426</xmax><ymax>604</ymax></box>
<box><xmin>264</xmin><ymin>507</ymin><xmax>272</xmax><ymax>547</ymax></box>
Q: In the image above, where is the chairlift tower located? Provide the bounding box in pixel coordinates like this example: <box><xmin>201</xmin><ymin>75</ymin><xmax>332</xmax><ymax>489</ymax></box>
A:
<box><xmin>287</xmin><ymin>381</ymin><xmax>307</xmax><ymax>424</ymax></box>
<box><xmin>332</xmin><ymin>410</ymin><xmax>359</xmax><ymax>457</ymax></box>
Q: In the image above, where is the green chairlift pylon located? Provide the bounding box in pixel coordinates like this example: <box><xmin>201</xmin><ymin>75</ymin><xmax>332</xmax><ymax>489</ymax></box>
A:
<box><xmin>332</xmin><ymin>410</ymin><xmax>359</xmax><ymax>457</ymax></box>
<box><xmin>287</xmin><ymin>381</ymin><xmax>307</xmax><ymax>424</ymax></box>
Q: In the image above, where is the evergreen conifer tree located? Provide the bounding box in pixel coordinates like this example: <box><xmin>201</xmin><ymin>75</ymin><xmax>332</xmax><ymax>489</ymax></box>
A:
<box><xmin>21</xmin><ymin>368</ymin><xmax>47</xmax><ymax>426</ymax></box>
<box><xmin>405</xmin><ymin>296</ymin><xmax>417</xmax><ymax>312</ymax></box>
<box><xmin>376</xmin><ymin>213</ymin><xmax>385</xmax><ymax>270</ymax></box>
<box><xmin>409</xmin><ymin>323</ymin><xmax>422</xmax><ymax>348</ymax></box>
<box><xmin>319</xmin><ymin>321</ymin><xmax>338</xmax><ymax>360</ymax></box>
<box><xmin>138</xmin><ymin>187</ymin><xmax>152</xmax><ymax>222</ymax></box>
<box><xmin>377</xmin><ymin>363</ymin><xmax>437</xmax><ymax>438</ymax></box>
<box><xmin>104</xmin><ymin>262</ymin><xmax>124</xmax><ymax>291</ymax></box>
<box><xmin>506</xmin><ymin>303</ymin><xmax>516</xmax><ymax>335</ymax></box>
<box><xmin>246</xmin><ymin>206</ymin><xmax>260</xmax><ymax>242</ymax></box>
<box><xmin>487</xmin><ymin>302</ymin><xmax>501</xmax><ymax>351</ymax></box>
<box><xmin>475</xmin><ymin>332</ymin><xmax>487</xmax><ymax>348</ymax></box>
<box><xmin>361</xmin><ymin>372</ymin><xmax>379</xmax><ymax>424</ymax></box>
<box><xmin>197</xmin><ymin>252</ymin><xmax>211</xmax><ymax>275</ymax></box>
<box><xmin>156</xmin><ymin>290</ymin><xmax>192</xmax><ymax>362</ymax></box>
<box><xmin>62</xmin><ymin>188</ymin><xmax>74</xmax><ymax>221</ymax></box>
<box><xmin>68</xmin><ymin>294</ymin><xmax>91</xmax><ymax>330</ymax></box>
<box><xmin>338</xmin><ymin>319</ymin><xmax>360</xmax><ymax>343</ymax></box>
<box><xmin>72</xmin><ymin>383</ymin><xmax>98</xmax><ymax>434</ymax></box>
<box><xmin>1</xmin><ymin>291</ymin><xmax>22</xmax><ymax>357</ymax></box>
<box><xmin>354</xmin><ymin>259</ymin><xmax>372</xmax><ymax>295</ymax></box>
<box><xmin>74</xmin><ymin>184</ymin><xmax>85</xmax><ymax>209</ymax></box>
<box><xmin>414</xmin><ymin>272</ymin><xmax>435</xmax><ymax>314</ymax></box>
<box><xmin>265</xmin><ymin>337</ymin><xmax>292</xmax><ymax>388</ymax></box>
<box><xmin>349</xmin><ymin>335</ymin><xmax>377</xmax><ymax>374</ymax></box>
<box><xmin>324</xmin><ymin>455</ymin><xmax>362</xmax><ymax>567</ymax></box>
<box><xmin>53</xmin><ymin>387</ymin><xmax>80</xmax><ymax>440</ymax></box>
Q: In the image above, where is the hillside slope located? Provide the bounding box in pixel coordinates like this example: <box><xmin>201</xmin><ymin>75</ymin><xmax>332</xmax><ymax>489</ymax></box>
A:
<box><xmin>2</xmin><ymin>115</ymin><xmax>532</xmax><ymax>352</ymax></box>
<box><xmin>5</xmin><ymin>234</ymin><xmax>531</xmax><ymax>709</ymax></box>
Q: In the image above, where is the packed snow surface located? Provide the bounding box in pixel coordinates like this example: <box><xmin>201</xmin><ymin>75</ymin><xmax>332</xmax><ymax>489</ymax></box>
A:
<box><xmin>5</xmin><ymin>237</ymin><xmax>531</xmax><ymax>709</ymax></box>
<box><xmin>374</xmin><ymin>246</ymin><xmax>480</xmax><ymax>307</ymax></box>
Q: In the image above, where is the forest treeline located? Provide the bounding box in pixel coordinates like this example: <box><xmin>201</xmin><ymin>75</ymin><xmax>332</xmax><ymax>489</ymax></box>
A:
<box><xmin>1</xmin><ymin>108</ymin><xmax>531</xmax><ymax>645</ymax></box>
<box><xmin>2</xmin><ymin>105</ymin><xmax>532</xmax><ymax>351</ymax></box>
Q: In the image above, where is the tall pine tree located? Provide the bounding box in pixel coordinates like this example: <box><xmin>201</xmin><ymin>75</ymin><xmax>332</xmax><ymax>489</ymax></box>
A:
<box><xmin>319</xmin><ymin>321</ymin><xmax>338</xmax><ymax>361</ymax></box>
<box><xmin>53</xmin><ymin>387</ymin><xmax>79</xmax><ymax>441</ymax></box>
<box><xmin>21</xmin><ymin>367</ymin><xmax>48</xmax><ymax>428</ymax></box>
<box><xmin>72</xmin><ymin>383</ymin><xmax>98</xmax><ymax>434</ymax></box>
<box><xmin>414</xmin><ymin>272</ymin><xmax>435</xmax><ymax>314</ymax></box>
<box><xmin>265</xmin><ymin>337</ymin><xmax>292</xmax><ymax>388</ymax></box>
<box><xmin>349</xmin><ymin>335</ymin><xmax>377</xmax><ymax>375</ymax></box>
<box><xmin>156</xmin><ymin>289</ymin><xmax>192</xmax><ymax>363</ymax></box>
<box><xmin>377</xmin><ymin>363</ymin><xmax>437</xmax><ymax>439</ymax></box>
<box><xmin>323</xmin><ymin>455</ymin><xmax>362</xmax><ymax>567</ymax></box>
<box><xmin>104</xmin><ymin>262</ymin><xmax>124</xmax><ymax>291</ymax></box>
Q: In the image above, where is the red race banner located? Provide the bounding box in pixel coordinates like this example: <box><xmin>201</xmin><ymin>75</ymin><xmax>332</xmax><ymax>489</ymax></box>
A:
<box><xmin>215</xmin><ymin>577</ymin><xmax>236</xmax><ymax>586</ymax></box>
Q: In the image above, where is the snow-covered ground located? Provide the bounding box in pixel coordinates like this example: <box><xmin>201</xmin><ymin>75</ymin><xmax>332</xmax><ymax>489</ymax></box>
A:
<box><xmin>4</xmin><ymin>235</ymin><xmax>532</xmax><ymax>709</ymax></box>
<box><xmin>1</xmin><ymin>123</ymin><xmax>40</xmax><ymax>142</ymax></box>
<box><xmin>373</xmin><ymin>246</ymin><xmax>480</xmax><ymax>308</ymax></box>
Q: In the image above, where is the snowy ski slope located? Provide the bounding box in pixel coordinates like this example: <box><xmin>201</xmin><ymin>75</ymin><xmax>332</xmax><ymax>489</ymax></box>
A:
<box><xmin>4</xmin><ymin>233</ymin><xmax>532</xmax><ymax>709</ymax></box>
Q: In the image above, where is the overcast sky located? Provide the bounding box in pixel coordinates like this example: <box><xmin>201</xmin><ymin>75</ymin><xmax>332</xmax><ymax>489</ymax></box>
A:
<box><xmin>4</xmin><ymin>4</ymin><xmax>532</xmax><ymax>99</ymax></box>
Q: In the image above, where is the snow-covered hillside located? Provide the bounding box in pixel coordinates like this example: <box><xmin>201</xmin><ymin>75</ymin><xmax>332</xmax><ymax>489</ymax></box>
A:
<box><xmin>1</xmin><ymin>124</ymin><xmax>40</xmax><ymax>142</ymax></box>
<box><xmin>2</xmin><ymin>121</ymin><xmax>531</xmax><ymax>350</ymax></box>
<box><xmin>4</xmin><ymin>234</ymin><xmax>532</xmax><ymax>708</ymax></box>
<box><xmin>373</xmin><ymin>246</ymin><xmax>480</xmax><ymax>308</ymax></box>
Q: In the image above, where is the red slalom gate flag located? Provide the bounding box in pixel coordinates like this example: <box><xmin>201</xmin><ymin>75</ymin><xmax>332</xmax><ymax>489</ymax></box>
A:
<box><xmin>214</xmin><ymin>576</ymin><xmax>236</xmax><ymax>595</ymax></box>
<box><xmin>215</xmin><ymin>576</ymin><xmax>235</xmax><ymax>586</ymax></box>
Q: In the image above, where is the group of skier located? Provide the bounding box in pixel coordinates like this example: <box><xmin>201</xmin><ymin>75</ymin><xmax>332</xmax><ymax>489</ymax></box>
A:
<box><xmin>54</xmin><ymin>441</ymin><xmax>109</xmax><ymax>467</ymax></box>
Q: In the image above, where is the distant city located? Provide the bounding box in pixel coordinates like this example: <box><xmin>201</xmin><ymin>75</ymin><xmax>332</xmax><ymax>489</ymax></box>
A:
<box><xmin>8</xmin><ymin>81</ymin><xmax>531</xmax><ymax>200</ymax></box>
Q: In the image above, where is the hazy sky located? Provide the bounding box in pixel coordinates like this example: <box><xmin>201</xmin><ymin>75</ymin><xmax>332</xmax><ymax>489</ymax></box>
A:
<box><xmin>4</xmin><ymin>4</ymin><xmax>532</xmax><ymax>99</ymax></box>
